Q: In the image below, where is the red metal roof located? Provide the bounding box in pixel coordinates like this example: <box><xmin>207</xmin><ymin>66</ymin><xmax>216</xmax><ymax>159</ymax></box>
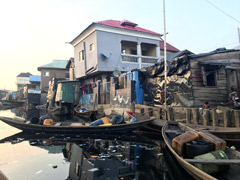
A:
<box><xmin>95</xmin><ymin>19</ymin><xmax>161</xmax><ymax>35</ymax></box>
<box><xmin>160</xmin><ymin>40</ymin><xmax>179</xmax><ymax>52</ymax></box>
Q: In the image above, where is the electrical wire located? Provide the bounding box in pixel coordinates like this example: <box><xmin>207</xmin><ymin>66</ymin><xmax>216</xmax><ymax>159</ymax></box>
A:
<box><xmin>205</xmin><ymin>0</ymin><xmax>240</xmax><ymax>24</ymax></box>
<box><xmin>195</xmin><ymin>41</ymin><xmax>239</xmax><ymax>53</ymax></box>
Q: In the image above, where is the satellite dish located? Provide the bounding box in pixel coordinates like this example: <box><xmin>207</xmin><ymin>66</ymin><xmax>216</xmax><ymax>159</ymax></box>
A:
<box><xmin>113</xmin><ymin>70</ymin><xmax>121</xmax><ymax>77</ymax></box>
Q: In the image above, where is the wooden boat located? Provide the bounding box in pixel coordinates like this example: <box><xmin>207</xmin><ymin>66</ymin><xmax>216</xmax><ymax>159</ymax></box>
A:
<box><xmin>74</xmin><ymin>106</ymin><xmax>98</xmax><ymax>121</ymax></box>
<box><xmin>187</xmin><ymin>123</ymin><xmax>240</xmax><ymax>142</ymax></box>
<box><xmin>162</xmin><ymin>121</ymin><xmax>240</xmax><ymax>180</ymax></box>
<box><xmin>0</xmin><ymin>116</ymin><xmax>155</xmax><ymax>134</ymax></box>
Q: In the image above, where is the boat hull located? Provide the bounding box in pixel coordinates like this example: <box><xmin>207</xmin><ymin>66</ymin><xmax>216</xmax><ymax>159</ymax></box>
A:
<box><xmin>0</xmin><ymin>116</ymin><xmax>154</xmax><ymax>134</ymax></box>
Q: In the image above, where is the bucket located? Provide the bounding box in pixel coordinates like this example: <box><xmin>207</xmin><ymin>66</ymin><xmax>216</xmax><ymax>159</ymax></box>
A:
<box><xmin>30</xmin><ymin>117</ymin><xmax>40</xmax><ymax>124</ymax></box>
<box><xmin>194</xmin><ymin>150</ymin><xmax>229</xmax><ymax>174</ymax></box>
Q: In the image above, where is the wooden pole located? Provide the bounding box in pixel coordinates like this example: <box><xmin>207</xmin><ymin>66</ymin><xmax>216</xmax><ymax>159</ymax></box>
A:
<box><xmin>186</xmin><ymin>108</ymin><xmax>191</xmax><ymax>124</ymax></box>
<box><xmin>223</xmin><ymin>110</ymin><xmax>230</xmax><ymax>127</ymax></box>
<box><xmin>192</xmin><ymin>108</ymin><xmax>199</xmax><ymax>125</ymax></box>
<box><xmin>234</xmin><ymin>110</ymin><xmax>240</xmax><ymax>127</ymax></box>
<box><xmin>212</xmin><ymin>108</ymin><xmax>217</xmax><ymax>127</ymax></box>
<box><xmin>202</xmin><ymin>109</ymin><xmax>210</xmax><ymax>126</ymax></box>
<box><xmin>163</xmin><ymin>0</ymin><xmax>168</xmax><ymax>120</ymax></box>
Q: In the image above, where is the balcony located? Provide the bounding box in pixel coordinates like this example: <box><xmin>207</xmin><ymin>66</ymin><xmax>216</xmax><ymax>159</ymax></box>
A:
<box><xmin>141</xmin><ymin>56</ymin><xmax>159</xmax><ymax>64</ymax></box>
<box><xmin>121</xmin><ymin>54</ymin><xmax>138</xmax><ymax>63</ymax></box>
<box><xmin>121</xmin><ymin>54</ymin><xmax>159</xmax><ymax>64</ymax></box>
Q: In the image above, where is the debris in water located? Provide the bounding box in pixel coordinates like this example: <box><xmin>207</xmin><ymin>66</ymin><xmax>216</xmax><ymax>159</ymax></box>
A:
<box><xmin>88</xmin><ymin>168</ymin><xmax>99</xmax><ymax>172</ymax></box>
<box><xmin>35</xmin><ymin>170</ymin><xmax>42</xmax><ymax>174</ymax></box>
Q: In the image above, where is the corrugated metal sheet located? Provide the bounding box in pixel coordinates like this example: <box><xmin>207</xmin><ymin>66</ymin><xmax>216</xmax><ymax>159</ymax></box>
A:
<box><xmin>30</xmin><ymin>75</ymin><xmax>41</xmax><ymax>82</ymax></box>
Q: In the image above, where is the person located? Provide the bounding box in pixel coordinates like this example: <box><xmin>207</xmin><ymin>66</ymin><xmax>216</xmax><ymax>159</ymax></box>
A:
<box><xmin>231</xmin><ymin>92</ymin><xmax>240</xmax><ymax>108</ymax></box>
<box><xmin>203</xmin><ymin>101</ymin><xmax>210</xmax><ymax>109</ymax></box>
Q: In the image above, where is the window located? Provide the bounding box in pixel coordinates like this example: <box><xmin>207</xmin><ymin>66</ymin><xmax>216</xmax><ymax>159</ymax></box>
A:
<box><xmin>201</xmin><ymin>66</ymin><xmax>217</xmax><ymax>86</ymax></box>
<box><xmin>79</xmin><ymin>50</ymin><xmax>84</xmax><ymax>62</ymax></box>
<box><xmin>90</xmin><ymin>43</ymin><xmax>94</xmax><ymax>51</ymax></box>
<box><xmin>43</xmin><ymin>72</ymin><xmax>49</xmax><ymax>76</ymax></box>
<box><xmin>65</xmin><ymin>72</ymin><xmax>69</xmax><ymax>78</ymax></box>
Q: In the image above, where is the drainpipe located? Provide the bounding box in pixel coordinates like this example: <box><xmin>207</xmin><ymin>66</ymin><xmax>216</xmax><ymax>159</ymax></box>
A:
<box><xmin>156</xmin><ymin>44</ymin><xmax>161</xmax><ymax>62</ymax></box>
<box><xmin>137</xmin><ymin>42</ymin><xmax>142</xmax><ymax>69</ymax></box>
<box><xmin>83</xmin><ymin>42</ymin><xmax>87</xmax><ymax>76</ymax></box>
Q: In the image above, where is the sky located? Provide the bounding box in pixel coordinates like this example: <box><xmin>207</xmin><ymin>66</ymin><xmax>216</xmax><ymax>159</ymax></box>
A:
<box><xmin>0</xmin><ymin>0</ymin><xmax>240</xmax><ymax>91</ymax></box>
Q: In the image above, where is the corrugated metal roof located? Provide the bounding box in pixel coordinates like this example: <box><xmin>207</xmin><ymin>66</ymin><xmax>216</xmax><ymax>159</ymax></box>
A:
<box><xmin>159</xmin><ymin>41</ymin><xmax>179</xmax><ymax>52</ymax></box>
<box><xmin>38</xmin><ymin>60</ymin><xmax>68</xmax><ymax>70</ymax></box>
<box><xmin>198</xmin><ymin>61</ymin><xmax>231</xmax><ymax>66</ymax></box>
<box><xmin>95</xmin><ymin>19</ymin><xmax>161</xmax><ymax>35</ymax></box>
<box><xmin>29</xmin><ymin>75</ymin><xmax>41</xmax><ymax>82</ymax></box>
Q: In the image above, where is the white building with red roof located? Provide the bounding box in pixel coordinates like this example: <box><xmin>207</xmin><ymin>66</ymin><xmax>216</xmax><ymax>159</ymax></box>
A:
<box><xmin>70</xmin><ymin>19</ymin><xmax>179</xmax><ymax>81</ymax></box>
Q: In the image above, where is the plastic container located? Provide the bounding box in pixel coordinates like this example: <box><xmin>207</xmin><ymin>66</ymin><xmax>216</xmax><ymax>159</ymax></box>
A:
<box><xmin>39</xmin><ymin>114</ymin><xmax>52</xmax><ymax>125</ymax></box>
<box><xmin>198</xmin><ymin>131</ymin><xmax>226</xmax><ymax>151</ymax></box>
<box><xmin>130</xmin><ymin>117</ymin><xmax>138</xmax><ymax>123</ymax></box>
<box><xmin>70</xmin><ymin>123</ymin><xmax>84</xmax><ymax>127</ymax></box>
<box><xmin>194</xmin><ymin>150</ymin><xmax>229</xmax><ymax>174</ymax></box>
<box><xmin>90</xmin><ymin>119</ymin><xmax>103</xmax><ymax>126</ymax></box>
<box><xmin>186</xmin><ymin>140</ymin><xmax>214</xmax><ymax>158</ymax></box>
<box><xmin>110</xmin><ymin>115</ymin><xmax>125</xmax><ymax>124</ymax></box>
<box><xmin>99</xmin><ymin>123</ymin><xmax>112</xmax><ymax>126</ymax></box>
<box><xmin>172</xmin><ymin>131</ymin><xmax>199</xmax><ymax>155</ymax></box>
<box><xmin>43</xmin><ymin>119</ymin><xmax>53</xmax><ymax>126</ymax></box>
<box><xmin>101</xmin><ymin>117</ymin><xmax>109</xmax><ymax>124</ymax></box>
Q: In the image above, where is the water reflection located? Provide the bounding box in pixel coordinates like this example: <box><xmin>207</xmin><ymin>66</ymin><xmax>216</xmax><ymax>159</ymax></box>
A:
<box><xmin>65</xmin><ymin>140</ymin><xmax>165</xmax><ymax>180</ymax></box>
<box><xmin>10</xmin><ymin>104</ymin><xmax>47</xmax><ymax>120</ymax></box>
<box><xmin>0</xmin><ymin>131</ymin><xmax>169</xmax><ymax>180</ymax></box>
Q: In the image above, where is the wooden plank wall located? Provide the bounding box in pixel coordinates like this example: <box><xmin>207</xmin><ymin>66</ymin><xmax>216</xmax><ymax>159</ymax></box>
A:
<box><xmin>133</xmin><ymin>104</ymin><xmax>240</xmax><ymax>128</ymax></box>
<box><xmin>189</xmin><ymin>51</ymin><xmax>240</xmax><ymax>106</ymax></box>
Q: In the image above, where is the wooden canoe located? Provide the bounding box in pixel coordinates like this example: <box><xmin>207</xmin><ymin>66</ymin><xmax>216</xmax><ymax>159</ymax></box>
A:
<box><xmin>186</xmin><ymin>123</ymin><xmax>240</xmax><ymax>142</ymax></box>
<box><xmin>162</xmin><ymin>121</ymin><xmax>240</xmax><ymax>180</ymax></box>
<box><xmin>0</xmin><ymin>116</ymin><xmax>155</xmax><ymax>134</ymax></box>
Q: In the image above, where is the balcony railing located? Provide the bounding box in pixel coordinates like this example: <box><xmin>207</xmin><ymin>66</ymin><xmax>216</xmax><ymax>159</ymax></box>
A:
<box><xmin>141</xmin><ymin>56</ymin><xmax>159</xmax><ymax>63</ymax></box>
<box><xmin>121</xmin><ymin>54</ymin><xmax>159</xmax><ymax>64</ymax></box>
<box><xmin>121</xmin><ymin>54</ymin><xmax>138</xmax><ymax>63</ymax></box>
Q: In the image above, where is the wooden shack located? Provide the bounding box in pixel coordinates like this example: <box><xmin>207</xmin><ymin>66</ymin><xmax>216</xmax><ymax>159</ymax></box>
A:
<box><xmin>140</xmin><ymin>48</ymin><xmax>240</xmax><ymax>107</ymax></box>
<box><xmin>190</xmin><ymin>48</ymin><xmax>240</xmax><ymax>106</ymax></box>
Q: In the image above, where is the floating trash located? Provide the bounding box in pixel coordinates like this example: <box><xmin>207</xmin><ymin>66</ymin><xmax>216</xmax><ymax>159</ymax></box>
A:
<box><xmin>35</xmin><ymin>170</ymin><xmax>42</xmax><ymax>174</ymax></box>
<box><xmin>88</xmin><ymin>168</ymin><xmax>99</xmax><ymax>172</ymax></box>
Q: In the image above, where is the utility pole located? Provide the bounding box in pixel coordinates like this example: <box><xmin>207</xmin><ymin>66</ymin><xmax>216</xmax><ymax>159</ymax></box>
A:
<box><xmin>163</xmin><ymin>0</ymin><xmax>167</xmax><ymax>120</ymax></box>
<box><xmin>238</xmin><ymin>27</ymin><xmax>240</xmax><ymax>43</ymax></box>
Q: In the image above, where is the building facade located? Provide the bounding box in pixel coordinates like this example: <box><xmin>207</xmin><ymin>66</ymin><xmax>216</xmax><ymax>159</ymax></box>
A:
<box><xmin>37</xmin><ymin>60</ymin><xmax>69</xmax><ymax>92</ymax></box>
<box><xmin>70</xmin><ymin>19</ymin><xmax>179</xmax><ymax>82</ymax></box>
<box><xmin>16</xmin><ymin>72</ymin><xmax>32</xmax><ymax>90</ymax></box>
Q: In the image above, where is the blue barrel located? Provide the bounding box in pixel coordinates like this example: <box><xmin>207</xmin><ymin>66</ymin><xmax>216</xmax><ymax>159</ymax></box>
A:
<box><xmin>90</xmin><ymin>119</ymin><xmax>103</xmax><ymax>126</ymax></box>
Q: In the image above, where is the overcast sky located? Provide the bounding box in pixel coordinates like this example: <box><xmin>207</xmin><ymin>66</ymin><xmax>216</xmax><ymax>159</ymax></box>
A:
<box><xmin>0</xmin><ymin>0</ymin><xmax>239</xmax><ymax>90</ymax></box>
